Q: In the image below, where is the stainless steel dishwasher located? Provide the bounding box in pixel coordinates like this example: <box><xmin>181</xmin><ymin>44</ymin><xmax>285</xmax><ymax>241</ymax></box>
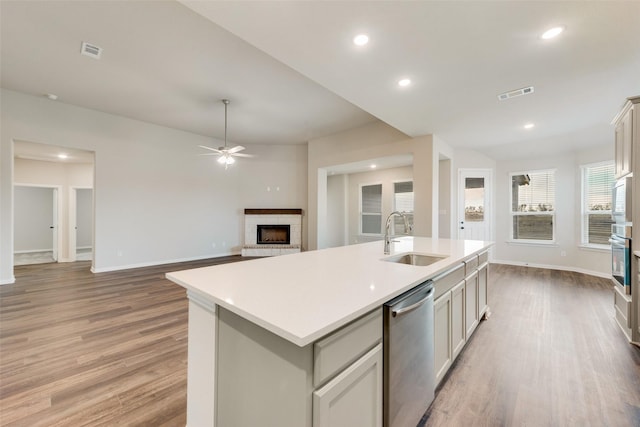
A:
<box><xmin>383</xmin><ymin>280</ymin><xmax>435</xmax><ymax>427</ymax></box>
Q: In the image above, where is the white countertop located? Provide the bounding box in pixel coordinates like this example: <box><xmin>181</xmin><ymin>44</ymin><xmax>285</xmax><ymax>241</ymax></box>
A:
<box><xmin>166</xmin><ymin>237</ymin><xmax>493</xmax><ymax>347</ymax></box>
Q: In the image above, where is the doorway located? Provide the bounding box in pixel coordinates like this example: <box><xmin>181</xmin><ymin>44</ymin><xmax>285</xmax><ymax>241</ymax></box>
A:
<box><xmin>13</xmin><ymin>140</ymin><xmax>95</xmax><ymax>270</ymax></box>
<box><xmin>13</xmin><ymin>185</ymin><xmax>59</xmax><ymax>265</ymax></box>
<box><xmin>458</xmin><ymin>169</ymin><xmax>492</xmax><ymax>241</ymax></box>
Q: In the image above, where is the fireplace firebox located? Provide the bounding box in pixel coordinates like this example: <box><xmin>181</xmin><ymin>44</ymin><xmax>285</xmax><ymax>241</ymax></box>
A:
<box><xmin>257</xmin><ymin>225</ymin><xmax>290</xmax><ymax>245</ymax></box>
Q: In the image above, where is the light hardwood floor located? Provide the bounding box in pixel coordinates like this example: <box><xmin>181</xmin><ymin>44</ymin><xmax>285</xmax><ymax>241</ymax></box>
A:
<box><xmin>1</xmin><ymin>260</ymin><xmax>639</xmax><ymax>426</ymax></box>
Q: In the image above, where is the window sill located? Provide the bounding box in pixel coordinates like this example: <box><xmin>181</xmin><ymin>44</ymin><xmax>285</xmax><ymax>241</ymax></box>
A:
<box><xmin>578</xmin><ymin>244</ymin><xmax>610</xmax><ymax>253</ymax></box>
<box><xmin>506</xmin><ymin>240</ymin><xmax>558</xmax><ymax>247</ymax></box>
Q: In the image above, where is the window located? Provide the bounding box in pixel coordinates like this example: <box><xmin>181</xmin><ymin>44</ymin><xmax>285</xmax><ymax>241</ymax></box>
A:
<box><xmin>393</xmin><ymin>181</ymin><xmax>414</xmax><ymax>234</ymax></box>
<box><xmin>581</xmin><ymin>162</ymin><xmax>614</xmax><ymax>247</ymax></box>
<box><xmin>464</xmin><ymin>178</ymin><xmax>485</xmax><ymax>222</ymax></box>
<box><xmin>510</xmin><ymin>170</ymin><xmax>555</xmax><ymax>242</ymax></box>
<box><xmin>361</xmin><ymin>184</ymin><xmax>382</xmax><ymax>234</ymax></box>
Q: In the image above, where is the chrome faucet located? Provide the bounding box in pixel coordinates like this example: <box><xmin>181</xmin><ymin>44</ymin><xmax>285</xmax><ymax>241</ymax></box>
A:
<box><xmin>384</xmin><ymin>211</ymin><xmax>411</xmax><ymax>254</ymax></box>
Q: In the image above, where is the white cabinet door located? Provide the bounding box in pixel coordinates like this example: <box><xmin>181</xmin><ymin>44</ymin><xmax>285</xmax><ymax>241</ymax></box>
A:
<box><xmin>478</xmin><ymin>263</ymin><xmax>488</xmax><ymax>319</ymax></box>
<box><xmin>615</xmin><ymin>106</ymin><xmax>633</xmax><ymax>178</ymax></box>
<box><xmin>434</xmin><ymin>291</ymin><xmax>452</xmax><ymax>385</ymax></box>
<box><xmin>450</xmin><ymin>280</ymin><xmax>466</xmax><ymax>359</ymax></box>
<box><xmin>313</xmin><ymin>343</ymin><xmax>382</xmax><ymax>427</ymax></box>
<box><xmin>465</xmin><ymin>271</ymin><xmax>479</xmax><ymax>338</ymax></box>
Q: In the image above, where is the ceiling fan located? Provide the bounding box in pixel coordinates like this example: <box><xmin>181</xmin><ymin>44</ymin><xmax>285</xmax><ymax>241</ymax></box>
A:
<box><xmin>199</xmin><ymin>99</ymin><xmax>252</xmax><ymax>169</ymax></box>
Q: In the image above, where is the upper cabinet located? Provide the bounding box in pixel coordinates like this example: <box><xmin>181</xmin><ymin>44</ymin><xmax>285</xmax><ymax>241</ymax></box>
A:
<box><xmin>613</xmin><ymin>96</ymin><xmax>640</xmax><ymax>178</ymax></box>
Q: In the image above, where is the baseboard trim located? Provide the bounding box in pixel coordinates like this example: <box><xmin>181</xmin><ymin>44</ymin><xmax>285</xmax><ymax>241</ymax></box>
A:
<box><xmin>1</xmin><ymin>276</ymin><xmax>16</xmax><ymax>285</ymax></box>
<box><xmin>91</xmin><ymin>251</ymin><xmax>238</xmax><ymax>273</ymax></box>
<box><xmin>491</xmin><ymin>259</ymin><xmax>610</xmax><ymax>279</ymax></box>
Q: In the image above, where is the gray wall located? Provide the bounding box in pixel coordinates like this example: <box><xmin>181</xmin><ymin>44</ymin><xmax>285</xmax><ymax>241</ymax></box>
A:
<box><xmin>76</xmin><ymin>188</ymin><xmax>92</xmax><ymax>249</ymax></box>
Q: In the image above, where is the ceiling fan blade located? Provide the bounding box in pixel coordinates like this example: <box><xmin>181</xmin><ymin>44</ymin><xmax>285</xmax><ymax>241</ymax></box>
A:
<box><xmin>198</xmin><ymin>145</ymin><xmax>223</xmax><ymax>154</ymax></box>
<box><xmin>198</xmin><ymin>153</ymin><xmax>222</xmax><ymax>156</ymax></box>
<box><xmin>232</xmin><ymin>153</ymin><xmax>254</xmax><ymax>158</ymax></box>
<box><xmin>227</xmin><ymin>145</ymin><xmax>245</xmax><ymax>154</ymax></box>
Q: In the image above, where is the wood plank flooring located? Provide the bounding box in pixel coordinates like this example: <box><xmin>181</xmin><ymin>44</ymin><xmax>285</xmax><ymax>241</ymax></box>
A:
<box><xmin>1</xmin><ymin>260</ymin><xmax>639</xmax><ymax>426</ymax></box>
<box><xmin>0</xmin><ymin>257</ymin><xmax>242</xmax><ymax>427</ymax></box>
<box><xmin>423</xmin><ymin>264</ymin><xmax>640</xmax><ymax>426</ymax></box>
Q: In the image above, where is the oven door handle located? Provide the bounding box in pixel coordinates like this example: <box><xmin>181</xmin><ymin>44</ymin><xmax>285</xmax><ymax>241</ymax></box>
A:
<box><xmin>610</xmin><ymin>235</ymin><xmax>630</xmax><ymax>248</ymax></box>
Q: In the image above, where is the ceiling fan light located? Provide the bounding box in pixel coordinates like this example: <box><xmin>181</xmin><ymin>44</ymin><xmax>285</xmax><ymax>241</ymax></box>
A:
<box><xmin>217</xmin><ymin>155</ymin><xmax>228</xmax><ymax>164</ymax></box>
<box><xmin>226</xmin><ymin>156</ymin><xmax>235</xmax><ymax>165</ymax></box>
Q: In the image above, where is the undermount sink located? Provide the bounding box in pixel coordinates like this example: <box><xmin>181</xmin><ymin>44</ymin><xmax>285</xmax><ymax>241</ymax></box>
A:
<box><xmin>383</xmin><ymin>252</ymin><xmax>447</xmax><ymax>267</ymax></box>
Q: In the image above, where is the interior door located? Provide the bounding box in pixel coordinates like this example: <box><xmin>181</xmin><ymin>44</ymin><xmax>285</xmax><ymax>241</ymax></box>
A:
<box><xmin>458</xmin><ymin>169</ymin><xmax>492</xmax><ymax>241</ymax></box>
<box><xmin>52</xmin><ymin>187</ymin><xmax>58</xmax><ymax>261</ymax></box>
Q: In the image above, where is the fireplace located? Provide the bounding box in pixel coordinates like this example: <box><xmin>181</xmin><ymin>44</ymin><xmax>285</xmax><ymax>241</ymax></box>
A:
<box><xmin>241</xmin><ymin>208</ymin><xmax>303</xmax><ymax>257</ymax></box>
<box><xmin>257</xmin><ymin>225</ymin><xmax>290</xmax><ymax>245</ymax></box>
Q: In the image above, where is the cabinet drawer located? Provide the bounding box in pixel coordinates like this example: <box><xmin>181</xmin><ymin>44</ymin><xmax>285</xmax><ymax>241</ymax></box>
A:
<box><xmin>433</xmin><ymin>263</ymin><xmax>465</xmax><ymax>300</ymax></box>
<box><xmin>464</xmin><ymin>256</ymin><xmax>479</xmax><ymax>276</ymax></box>
<box><xmin>613</xmin><ymin>285</ymin><xmax>631</xmax><ymax>328</ymax></box>
<box><xmin>478</xmin><ymin>250</ymin><xmax>489</xmax><ymax>265</ymax></box>
<box><xmin>313</xmin><ymin>308</ymin><xmax>382</xmax><ymax>387</ymax></box>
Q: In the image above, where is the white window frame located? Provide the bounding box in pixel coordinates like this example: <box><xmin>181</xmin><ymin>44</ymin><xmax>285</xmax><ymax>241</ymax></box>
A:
<box><xmin>509</xmin><ymin>169</ymin><xmax>556</xmax><ymax>244</ymax></box>
<box><xmin>580</xmin><ymin>161</ymin><xmax>614</xmax><ymax>250</ymax></box>
<box><xmin>359</xmin><ymin>182</ymin><xmax>383</xmax><ymax>236</ymax></box>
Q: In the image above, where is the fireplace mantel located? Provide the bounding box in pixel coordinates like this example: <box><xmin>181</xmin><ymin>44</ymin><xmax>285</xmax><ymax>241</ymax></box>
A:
<box><xmin>244</xmin><ymin>208</ymin><xmax>303</xmax><ymax>215</ymax></box>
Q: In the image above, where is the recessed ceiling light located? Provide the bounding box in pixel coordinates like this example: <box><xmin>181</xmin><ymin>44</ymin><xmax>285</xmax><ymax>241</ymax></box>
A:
<box><xmin>45</xmin><ymin>93</ymin><xmax>58</xmax><ymax>101</ymax></box>
<box><xmin>370</xmin><ymin>164</ymin><xmax>377</xmax><ymax>169</ymax></box>
<box><xmin>541</xmin><ymin>26</ymin><xmax>564</xmax><ymax>40</ymax></box>
<box><xmin>398</xmin><ymin>78</ymin><xmax>411</xmax><ymax>87</ymax></box>
<box><xmin>524</xmin><ymin>123</ymin><xmax>535</xmax><ymax>129</ymax></box>
<box><xmin>57</xmin><ymin>153</ymin><xmax>69</xmax><ymax>159</ymax></box>
<box><xmin>353</xmin><ymin>34</ymin><xmax>369</xmax><ymax>46</ymax></box>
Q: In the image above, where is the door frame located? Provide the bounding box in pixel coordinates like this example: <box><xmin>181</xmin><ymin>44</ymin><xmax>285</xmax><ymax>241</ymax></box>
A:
<box><xmin>13</xmin><ymin>183</ymin><xmax>63</xmax><ymax>263</ymax></box>
<box><xmin>69</xmin><ymin>186</ymin><xmax>94</xmax><ymax>263</ymax></box>
<box><xmin>457</xmin><ymin>168</ymin><xmax>493</xmax><ymax>241</ymax></box>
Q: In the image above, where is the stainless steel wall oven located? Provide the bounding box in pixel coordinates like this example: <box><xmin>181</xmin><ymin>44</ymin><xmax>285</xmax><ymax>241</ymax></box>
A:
<box><xmin>611</xmin><ymin>176</ymin><xmax>632</xmax><ymax>294</ymax></box>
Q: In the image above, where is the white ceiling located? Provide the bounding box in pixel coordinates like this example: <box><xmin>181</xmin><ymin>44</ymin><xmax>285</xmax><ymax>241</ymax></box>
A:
<box><xmin>2</xmin><ymin>1</ymin><xmax>639</xmax><ymax>161</ymax></box>
<box><xmin>14</xmin><ymin>140</ymin><xmax>95</xmax><ymax>164</ymax></box>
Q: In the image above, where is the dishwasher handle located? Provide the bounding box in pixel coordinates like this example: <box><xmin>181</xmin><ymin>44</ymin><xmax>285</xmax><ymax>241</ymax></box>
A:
<box><xmin>391</xmin><ymin>286</ymin><xmax>434</xmax><ymax>317</ymax></box>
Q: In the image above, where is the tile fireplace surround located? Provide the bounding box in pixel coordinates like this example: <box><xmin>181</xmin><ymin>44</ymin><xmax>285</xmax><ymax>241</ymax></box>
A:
<box><xmin>241</xmin><ymin>209</ymin><xmax>302</xmax><ymax>257</ymax></box>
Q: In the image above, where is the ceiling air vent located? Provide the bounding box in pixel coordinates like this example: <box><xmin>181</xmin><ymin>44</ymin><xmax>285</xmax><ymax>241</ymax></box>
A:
<box><xmin>498</xmin><ymin>86</ymin><xmax>534</xmax><ymax>101</ymax></box>
<box><xmin>80</xmin><ymin>42</ymin><xmax>102</xmax><ymax>59</ymax></box>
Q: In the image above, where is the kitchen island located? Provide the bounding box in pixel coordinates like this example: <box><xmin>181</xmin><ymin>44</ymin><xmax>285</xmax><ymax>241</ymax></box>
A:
<box><xmin>167</xmin><ymin>236</ymin><xmax>493</xmax><ymax>427</ymax></box>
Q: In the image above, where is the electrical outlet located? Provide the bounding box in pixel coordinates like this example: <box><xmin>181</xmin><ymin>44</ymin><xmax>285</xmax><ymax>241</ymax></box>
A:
<box><xmin>117</xmin><ymin>250</ymin><xmax>123</xmax><ymax>257</ymax></box>
<box><xmin>212</xmin><ymin>242</ymin><xmax>216</xmax><ymax>248</ymax></box>
<box><xmin>561</xmin><ymin>251</ymin><xmax>567</xmax><ymax>257</ymax></box>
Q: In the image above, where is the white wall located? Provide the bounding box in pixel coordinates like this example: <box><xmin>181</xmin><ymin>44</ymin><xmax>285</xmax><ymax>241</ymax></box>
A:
<box><xmin>346</xmin><ymin>166</ymin><xmax>413</xmax><ymax>244</ymax></box>
<box><xmin>0</xmin><ymin>89</ymin><xmax>307</xmax><ymax>283</ymax></box>
<box><xmin>438</xmin><ymin>158</ymin><xmax>451</xmax><ymax>238</ymax></box>
<box><xmin>326</xmin><ymin>174</ymin><xmax>347</xmax><ymax>248</ymax></box>
<box><xmin>493</xmin><ymin>144</ymin><xmax>613</xmax><ymax>277</ymax></box>
<box><xmin>13</xmin><ymin>186</ymin><xmax>54</xmax><ymax>252</ymax></box>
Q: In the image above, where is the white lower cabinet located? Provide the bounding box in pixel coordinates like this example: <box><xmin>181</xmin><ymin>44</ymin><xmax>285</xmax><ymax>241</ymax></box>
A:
<box><xmin>478</xmin><ymin>262</ymin><xmax>488</xmax><ymax>318</ymax></box>
<box><xmin>433</xmin><ymin>252</ymin><xmax>490</xmax><ymax>386</ymax></box>
<box><xmin>465</xmin><ymin>270</ymin><xmax>479</xmax><ymax>337</ymax></box>
<box><xmin>313</xmin><ymin>344</ymin><xmax>383</xmax><ymax>427</ymax></box>
<box><xmin>451</xmin><ymin>280</ymin><xmax>466</xmax><ymax>359</ymax></box>
<box><xmin>434</xmin><ymin>291</ymin><xmax>452</xmax><ymax>385</ymax></box>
